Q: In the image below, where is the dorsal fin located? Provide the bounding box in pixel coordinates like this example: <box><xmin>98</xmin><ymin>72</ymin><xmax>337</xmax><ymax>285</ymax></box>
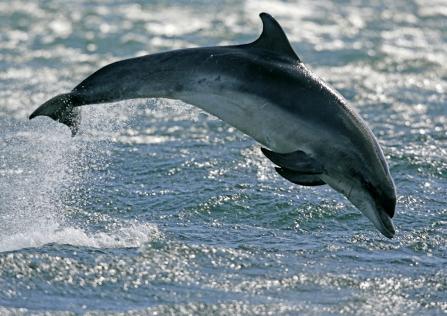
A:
<box><xmin>248</xmin><ymin>13</ymin><xmax>300</xmax><ymax>62</ymax></box>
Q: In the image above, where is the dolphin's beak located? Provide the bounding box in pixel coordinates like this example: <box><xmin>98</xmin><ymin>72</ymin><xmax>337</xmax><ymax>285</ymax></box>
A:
<box><xmin>375</xmin><ymin>210</ymin><xmax>395</xmax><ymax>238</ymax></box>
<box><xmin>348</xmin><ymin>188</ymin><xmax>396</xmax><ymax>239</ymax></box>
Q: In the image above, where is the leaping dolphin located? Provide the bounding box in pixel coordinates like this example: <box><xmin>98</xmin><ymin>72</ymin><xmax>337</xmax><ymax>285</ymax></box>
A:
<box><xmin>29</xmin><ymin>13</ymin><xmax>397</xmax><ymax>238</ymax></box>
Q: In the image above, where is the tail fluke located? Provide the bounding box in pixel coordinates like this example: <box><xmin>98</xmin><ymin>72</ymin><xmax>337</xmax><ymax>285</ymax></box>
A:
<box><xmin>29</xmin><ymin>93</ymin><xmax>81</xmax><ymax>136</ymax></box>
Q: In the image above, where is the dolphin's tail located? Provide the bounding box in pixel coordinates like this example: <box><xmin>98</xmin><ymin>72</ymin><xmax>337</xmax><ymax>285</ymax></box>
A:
<box><xmin>29</xmin><ymin>93</ymin><xmax>81</xmax><ymax>136</ymax></box>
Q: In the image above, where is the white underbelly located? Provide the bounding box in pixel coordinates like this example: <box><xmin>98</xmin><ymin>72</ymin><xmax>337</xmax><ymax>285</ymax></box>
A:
<box><xmin>176</xmin><ymin>90</ymin><xmax>319</xmax><ymax>154</ymax></box>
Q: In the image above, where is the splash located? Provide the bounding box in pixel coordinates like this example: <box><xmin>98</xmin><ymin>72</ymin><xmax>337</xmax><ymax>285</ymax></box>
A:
<box><xmin>0</xmin><ymin>103</ymin><xmax>134</xmax><ymax>253</ymax></box>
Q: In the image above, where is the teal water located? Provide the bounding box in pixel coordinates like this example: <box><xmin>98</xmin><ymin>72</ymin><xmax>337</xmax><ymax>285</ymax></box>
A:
<box><xmin>0</xmin><ymin>0</ymin><xmax>446</xmax><ymax>315</ymax></box>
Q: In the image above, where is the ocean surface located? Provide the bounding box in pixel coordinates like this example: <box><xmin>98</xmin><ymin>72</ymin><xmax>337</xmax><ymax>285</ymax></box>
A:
<box><xmin>0</xmin><ymin>0</ymin><xmax>446</xmax><ymax>315</ymax></box>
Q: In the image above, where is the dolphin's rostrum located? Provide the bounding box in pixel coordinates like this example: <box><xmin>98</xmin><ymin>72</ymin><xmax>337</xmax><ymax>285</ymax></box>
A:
<box><xmin>30</xmin><ymin>13</ymin><xmax>397</xmax><ymax>238</ymax></box>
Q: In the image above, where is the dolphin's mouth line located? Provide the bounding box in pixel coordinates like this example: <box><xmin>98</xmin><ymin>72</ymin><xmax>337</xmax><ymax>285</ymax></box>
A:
<box><xmin>377</xmin><ymin>211</ymin><xmax>395</xmax><ymax>238</ymax></box>
<box><xmin>345</xmin><ymin>191</ymin><xmax>395</xmax><ymax>239</ymax></box>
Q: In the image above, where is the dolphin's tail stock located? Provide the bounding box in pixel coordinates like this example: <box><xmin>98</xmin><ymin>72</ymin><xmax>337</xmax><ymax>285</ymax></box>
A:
<box><xmin>29</xmin><ymin>93</ymin><xmax>81</xmax><ymax>136</ymax></box>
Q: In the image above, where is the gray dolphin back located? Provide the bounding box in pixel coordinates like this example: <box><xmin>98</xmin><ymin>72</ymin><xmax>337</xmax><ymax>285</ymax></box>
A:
<box><xmin>28</xmin><ymin>12</ymin><xmax>299</xmax><ymax>137</ymax></box>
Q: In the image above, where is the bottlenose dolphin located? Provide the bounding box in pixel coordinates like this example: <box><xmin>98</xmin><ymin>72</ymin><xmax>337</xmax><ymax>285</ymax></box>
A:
<box><xmin>30</xmin><ymin>13</ymin><xmax>397</xmax><ymax>238</ymax></box>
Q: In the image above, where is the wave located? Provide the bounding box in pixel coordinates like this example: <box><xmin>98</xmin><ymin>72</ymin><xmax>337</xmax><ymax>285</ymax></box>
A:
<box><xmin>0</xmin><ymin>221</ymin><xmax>161</xmax><ymax>252</ymax></box>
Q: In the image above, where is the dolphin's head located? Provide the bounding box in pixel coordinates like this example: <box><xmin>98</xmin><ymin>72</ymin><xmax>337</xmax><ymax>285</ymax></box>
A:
<box><xmin>322</xmin><ymin>148</ymin><xmax>396</xmax><ymax>238</ymax></box>
<box><xmin>320</xmin><ymin>118</ymin><xmax>397</xmax><ymax>238</ymax></box>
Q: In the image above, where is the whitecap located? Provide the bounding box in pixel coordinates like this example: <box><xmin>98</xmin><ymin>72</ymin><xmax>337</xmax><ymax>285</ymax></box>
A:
<box><xmin>0</xmin><ymin>221</ymin><xmax>161</xmax><ymax>252</ymax></box>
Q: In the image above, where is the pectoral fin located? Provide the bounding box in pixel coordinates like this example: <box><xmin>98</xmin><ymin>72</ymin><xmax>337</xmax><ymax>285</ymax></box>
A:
<box><xmin>275</xmin><ymin>167</ymin><xmax>325</xmax><ymax>186</ymax></box>
<box><xmin>261</xmin><ymin>147</ymin><xmax>323</xmax><ymax>174</ymax></box>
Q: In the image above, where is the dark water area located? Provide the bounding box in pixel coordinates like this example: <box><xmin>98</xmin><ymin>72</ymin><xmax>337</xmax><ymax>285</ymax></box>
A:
<box><xmin>0</xmin><ymin>0</ymin><xmax>446</xmax><ymax>315</ymax></box>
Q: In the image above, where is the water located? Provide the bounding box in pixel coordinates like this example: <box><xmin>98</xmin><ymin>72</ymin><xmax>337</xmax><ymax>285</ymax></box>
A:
<box><xmin>0</xmin><ymin>0</ymin><xmax>446</xmax><ymax>314</ymax></box>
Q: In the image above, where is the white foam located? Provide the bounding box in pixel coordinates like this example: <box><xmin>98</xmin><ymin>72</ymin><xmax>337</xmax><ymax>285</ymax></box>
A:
<box><xmin>0</xmin><ymin>222</ymin><xmax>161</xmax><ymax>252</ymax></box>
